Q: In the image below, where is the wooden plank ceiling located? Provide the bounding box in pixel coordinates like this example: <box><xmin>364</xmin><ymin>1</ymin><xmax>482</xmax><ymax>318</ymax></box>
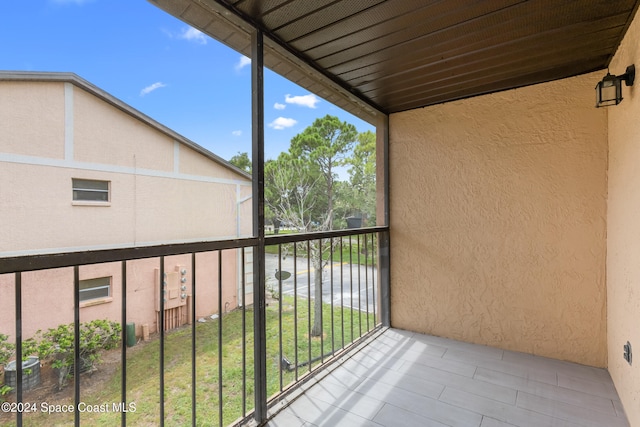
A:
<box><xmin>150</xmin><ymin>0</ymin><xmax>639</xmax><ymax>119</ymax></box>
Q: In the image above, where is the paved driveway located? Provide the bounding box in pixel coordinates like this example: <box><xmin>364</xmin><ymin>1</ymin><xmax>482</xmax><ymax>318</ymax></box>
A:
<box><xmin>264</xmin><ymin>253</ymin><xmax>377</xmax><ymax>312</ymax></box>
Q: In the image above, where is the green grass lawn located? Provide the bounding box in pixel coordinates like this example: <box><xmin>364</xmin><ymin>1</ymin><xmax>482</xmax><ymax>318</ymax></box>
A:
<box><xmin>266</xmin><ymin>235</ymin><xmax>378</xmax><ymax>267</ymax></box>
<box><xmin>11</xmin><ymin>297</ymin><xmax>376</xmax><ymax>427</ymax></box>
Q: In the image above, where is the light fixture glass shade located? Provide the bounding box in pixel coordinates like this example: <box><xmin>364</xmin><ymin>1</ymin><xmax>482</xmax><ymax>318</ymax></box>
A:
<box><xmin>595</xmin><ymin>73</ymin><xmax>622</xmax><ymax>107</ymax></box>
<box><xmin>595</xmin><ymin>65</ymin><xmax>635</xmax><ymax>108</ymax></box>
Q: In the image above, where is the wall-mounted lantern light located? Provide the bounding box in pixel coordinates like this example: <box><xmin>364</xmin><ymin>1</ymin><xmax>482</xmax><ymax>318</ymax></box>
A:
<box><xmin>596</xmin><ymin>65</ymin><xmax>635</xmax><ymax>107</ymax></box>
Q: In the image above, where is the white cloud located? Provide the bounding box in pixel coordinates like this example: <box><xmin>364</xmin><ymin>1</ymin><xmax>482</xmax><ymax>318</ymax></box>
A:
<box><xmin>285</xmin><ymin>93</ymin><xmax>319</xmax><ymax>108</ymax></box>
<box><xmin>232</xmin><ymin>130</ymin><xmax>242</xmax><ymax>136</ymax></box>
<box><xmin>274</xmin><ymin>102</ymin><xmax>286</xmax><ymax>110</ymax></box>
<box><xmin>179</xmin><ymin>27</ymin><xmax>207</xmax><ymax>45</ymax></box>
<box><xmin>235</xmin><ymin>56</ymin><xmax>251</xmax><ymax>71</ymax></box>
<box><xmin>140</xmin><ymin>82</ymin><xmax>167</xmax><ymax>96</ymax></box>
<box><xmin>268</xmin><ymin>117</ymin><xmax>297</xmax><ymax>130</ymax></box>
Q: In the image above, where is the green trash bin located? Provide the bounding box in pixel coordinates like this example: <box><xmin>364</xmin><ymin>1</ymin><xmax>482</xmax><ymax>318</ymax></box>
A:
<box><xmin>126</xmin><ymin>322</ymin><xmax>136</xmax><ymax>347</ymax></box>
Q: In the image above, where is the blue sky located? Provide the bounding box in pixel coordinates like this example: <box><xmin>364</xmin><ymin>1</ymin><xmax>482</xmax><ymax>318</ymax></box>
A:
<box><xmin>0</xmin><ymin>0</ymin><xmax>375</xmax><ymax>162</ymax></box>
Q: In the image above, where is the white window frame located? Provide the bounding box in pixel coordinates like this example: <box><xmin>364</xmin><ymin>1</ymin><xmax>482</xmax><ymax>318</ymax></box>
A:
<box><xmin>79</xmin><ymin>276</ymin><xmax>112</xmax><ymax>304</ymax></box>
<box><xmin>72</xmin><ymin>178</ymin><xmax>110</xmax><ymax>205</ymax></box>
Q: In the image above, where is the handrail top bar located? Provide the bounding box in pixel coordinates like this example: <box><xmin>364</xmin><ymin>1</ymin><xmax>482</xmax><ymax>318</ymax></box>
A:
<box><xmin>0</xmin><ymin>227</ymin><xmax>388</xmax><ymax>274</ymax></box>
<box><xmin>0</xmin><ymin>237</ymin><xmax>259</xmax><ymax>274</ymax></box>
<box><xmin>265</xmin><ymin>226</ymin><xmax>388</xmax><ymax>246</ymax></box>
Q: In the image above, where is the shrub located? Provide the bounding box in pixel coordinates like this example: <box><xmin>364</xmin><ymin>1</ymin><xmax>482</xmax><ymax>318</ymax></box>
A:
<box><xmin>1</xmin><ymin>320</ymin><xmax>121</xmax><ymax>391</ymax></box>
<box><xmin>0</xmin><ymin>334</ymin><xmax>14</xmax><ymax>400</ymax></box>
<box><xmin>0</xmin><ymin>334</ymin><xmax>13</xmax><ymax>367</ymax></box>
<box><xmin>35</xmin><ymin>320</ymin><xmax>122</xmax><ymax>390</ymax></box>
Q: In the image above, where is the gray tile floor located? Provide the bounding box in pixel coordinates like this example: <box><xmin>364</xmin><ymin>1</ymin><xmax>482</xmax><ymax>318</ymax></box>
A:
<box><xmin>265</xmin><ymin>329</ymin><xmax>629</xmax><ymax>427</ymax></box>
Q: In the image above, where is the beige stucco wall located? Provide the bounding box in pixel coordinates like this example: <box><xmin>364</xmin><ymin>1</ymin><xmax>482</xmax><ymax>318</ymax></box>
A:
<box><xmin>180</xmin><ymin>145</ymin><xmax>243</xmax><ymax>181</ymax></box>
<box><xmin>0</xmin><ymin>81</ymin><xmax>65</xmax><ymax>159</ymax></box>
<box><xmin>74</xmin><ymin>89</ymin><xmax>174</xmax><ymax>171</ymax></box>
<box><xmin>1</xmin><ymin>162</ymin><xmax>249</xmax><ymax>253</ymax></box>
<box><xmin>606</xmin><ymin>7</ymin><xmax>640</xmax><ymax>425</ymax></box>
<box><xmin>0</xmin><ymin>251</ymin><xmax>241</xmax><ymax>339</ymax></box>
<box><xmin>389</xmin><ymin>73</ymin><xmax>608</xmax><ymax>366</ymax></box>
<box><xmin>0</xmin><ymin>78</ymin><xmax>252</xmax><ymax>341</ymax></box>
<box><xmin>0</xmin><ymin>80</ymin><xmax>251</xmax><ymax>255</ymax></box>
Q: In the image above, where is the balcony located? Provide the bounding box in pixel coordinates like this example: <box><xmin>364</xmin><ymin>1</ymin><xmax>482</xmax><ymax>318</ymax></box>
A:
<box><xmin>265</xmin><ymin>329</ymin><xmax>628</xmax><ymax>427</ymax></box>
<box><xmin>3</xmin><ymin>1</ymin><xmax>640</xmax><ymax>426</ymax></box>
<box><xmin>1</xmin><ymin>228</ymin><xmax>630</xmax><ymax>427</ymax></box>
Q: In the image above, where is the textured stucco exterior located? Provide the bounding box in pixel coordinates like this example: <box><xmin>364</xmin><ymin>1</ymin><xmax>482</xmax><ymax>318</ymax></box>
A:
<box><xmin>389</xmin><ymin>73</ymin><xmax>608</xmax><ymax>367</ymax></box>
<box><xmin>0</xmin><ymin>251</ymin><xmax>240</xmax><ymax>340</ymax></box>
<box><xmin>606</xmin><ymin>7</ymin><xmax>640</xmax><ymax>426</ymax></box>
<box><xmin>1</xmin><ymin>81</ymin><xmax>65</xmax><ymax>159</ymax></box>
<box><xmin>0</xmin><ymin>78</ymin><xmax>251</xmax><ymax>255</ymax></box>
<box><xmin>73</xmin><ymin>88</ymin><xmax>174</xmax><ymax>171</ymax></box>
<box><xmin>0</xmin><ymin>75</ymin><xmax>252</xmax><ymax>339</ymax></box>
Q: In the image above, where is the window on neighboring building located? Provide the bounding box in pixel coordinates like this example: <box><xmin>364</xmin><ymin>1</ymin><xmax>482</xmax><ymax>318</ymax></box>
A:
<box><xmin>79</xmin><ymin>277</ymin><xmax>111</xmax><ymax>302</ymax></box>
<box><xmin>72</xmin><ymin>178</ymin><xmax>110</xmax><ymax>202</ymax></box>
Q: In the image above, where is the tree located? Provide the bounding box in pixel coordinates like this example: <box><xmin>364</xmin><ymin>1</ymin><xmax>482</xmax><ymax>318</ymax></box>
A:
<box><xmin>229</xmin><ymin>151</ymin><xmax>252</xmax><ymax>173</ymax></box>
<box><xmin>290</xmin><ymin>115</ymin><xmax>357</xmax><ymax>230</ymax></box>
<box><xmin>266</xmin><ymin>115</ymin><xmax>358</xmax><ymax>336</ymax></box>
<box><xmin>265</xmin><ymin>154</ymin><xmax>324</xmax><ymax>232</ymax></box>
<box><xmin>346</xmin><ymin>130</ymin><xmax>377</xmax><ymax>225</ymax></box>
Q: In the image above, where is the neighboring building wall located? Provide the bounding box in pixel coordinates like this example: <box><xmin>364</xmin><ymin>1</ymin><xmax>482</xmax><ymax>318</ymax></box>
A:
<box><xmin>0</xmin><ymin>80</ymin><xmax>251</xmax><ymax>255</ymax></box>
<box><xmin>0</xmin><ymin>251</ymin><xmax>241</xmax><ymax>339</ymax></box>
<box><xmin>606</xmin><ymin>8</ymin><xmax>640</xmax><ymax>426</ymax></box>
<box><xmin>0</xmin><ymin>77</ymin><xmax>252</xmax><ymax>339</ymax></box>
<box><xmin>389</xmin><ymin>72</ymin><xmax>608</xmax><ymax>366</ymax></box>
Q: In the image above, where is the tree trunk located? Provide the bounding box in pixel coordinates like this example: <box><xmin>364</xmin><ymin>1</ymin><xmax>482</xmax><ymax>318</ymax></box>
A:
<box><xmin>311</xmin><ymin>255</ymin><xmax>323</xmax><ymax>337</ymax></box>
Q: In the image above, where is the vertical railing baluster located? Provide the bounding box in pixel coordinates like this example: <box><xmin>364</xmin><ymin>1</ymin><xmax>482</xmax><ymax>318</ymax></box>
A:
<box><xmin>15</xmin><ymin>272</ymin><xmax>22</xmax><ymax>427</ymax></box>
<box><xmin>278</xmin><ymin>244</ymin><xmax>283</xmax><ymax>392</ymax></box>
<box><xmin>319</xmin><ymin>239</ymin><xmax>323</xmax><ymax>364</ymax></box>
<box><xmin>380</xmin><ymin>231</ymin><xmax>391</xmax><ymax>328</ymax></box>
<box><xmin>121</xmin><ymin>261</ymin><xmax>127</xmax><ymax>427</ymax></box>
<box><xmin>293</xmin><ymin>244</ymin><xmax>298</xmax><ymax>381</ymax></box>
<box><xmin>191</xmin><ymin>252</ymin><xmax>197</xmax><ymax>426</ymax></box>
<box><xmin>159</xmin><ymin>257</ymin><xmax>165</xmax><ymax>426</ymax></box>
<box><xmin>241</xmin><ymin>248</ymin><xmax>247</xmax><ymax>417</ymax></box>
<box><xmin>371</xmin><ymin>234</ymin><xmax>377</xmax><ymax>326</ymax></box>
<box><xmin>330</xmin><ymin>238</ymin><xmax>335</xmax><ymax>355</ymax></box>
<box><xmin>349</xmin><ymin>237</ymin><xmax>354</xmax><ymax>344</ymax></box>
<box><xmin>357</xmin><ymin>235</ymin><xmax>362</xmax><ymax>338</ymax></box>
<box><xmin>307</xmin><ymin>240</ymin><xmax>311</xmax><ymax>373</ymax></box>
<box><xmin>218</xmin><ymin>250</ymin><xmax>223</xmax><ymax>427</ymax></box>
<box><xmin>365</xmin><ymin>234</ymin><xmax>370</xmax><ymax>332</ymax></box>
<box><xmin>340</xmin><ymin>237</ymin><xmax>344</xmax><ymax>350</ymax></box>
<box><xmin>73</xmin><ymin>265</ymin><xmax>80</xmax><ymax>427</ymax></box>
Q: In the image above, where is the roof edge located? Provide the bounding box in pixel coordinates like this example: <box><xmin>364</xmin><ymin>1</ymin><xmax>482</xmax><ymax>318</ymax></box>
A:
<box><xmin>0</xmin><ymin>70</ymin><xmax>252</xmax><ymax>181</ymax></box>
<box><xmin>148</xmin><ymin>0</ymin><xmax>386</xmax><ymax>125</ymax></box>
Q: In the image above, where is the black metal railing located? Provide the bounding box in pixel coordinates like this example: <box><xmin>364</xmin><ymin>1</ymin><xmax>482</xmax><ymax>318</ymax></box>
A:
<box><xmin>0</xmin><ymin>227</ymin><xmax>388</xmax><ymax>427</ymax></box>
<box><xmin>265</xmin><ymin>230</ymin><xmax>381</xmax><ymax>397</ymax></box>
